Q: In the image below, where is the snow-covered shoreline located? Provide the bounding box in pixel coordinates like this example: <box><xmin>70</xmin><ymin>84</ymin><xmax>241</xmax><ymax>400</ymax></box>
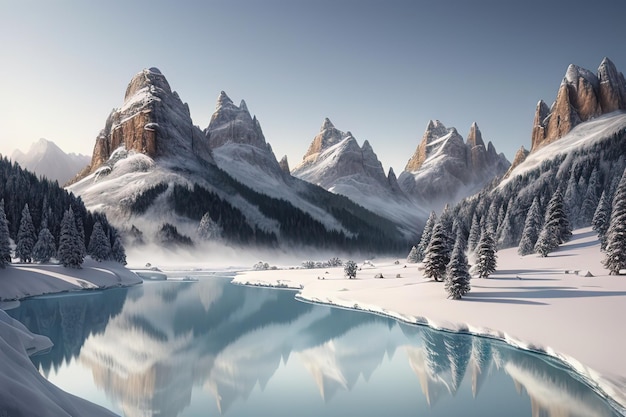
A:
<box><xmin>0</xmin><ymin>260</ymin><xmax>141</xmax><ymax>417</ymax></box>
<box><xmin>233</xmin><ymin>227</ymin><xmax>626</xmax><ymax>414</ymax></box>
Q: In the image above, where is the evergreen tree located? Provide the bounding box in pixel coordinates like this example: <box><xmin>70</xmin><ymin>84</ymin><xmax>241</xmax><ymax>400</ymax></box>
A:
<box><xmin>32</xmin><ymin>227</ymin><xmax>56</xmax><ymax>263</ymax></box>
<box><xmin>198</xmin><ymin>212</ymin><xmax>222</xmax><ymax>240</ymax></box>
<box><xmin>564</xmin><ymin>170</ymin><xmax>582</xmax><ymax>228</ymax></box>
<box><xmin>474</xmin><ymin>230</ymin><xmax>497</xmax><ymax>278</ymax></box>
<box><xmin>88</xmin><ymin>221</ymin><xmax>112</xmax><ymax>262</ymax></box>
<box><xmin>406</xmin><ymin>246</ymin><xmax>419</xmax><ymax>263</ymax></box>
<box><xmin>592</xmin><ymin>190</ymin><xmax>611</xmax><ymax>250</ymax></box>
<box><xmin>467</xmin><ymin>213</ymin><xmax>481</xmax><ymax>253</ymax></box>
<box><xmin>445</xmin><ymin>231</ymin><xmax>471</xmax><ymax>299</ymax></box>
<box><xmin>416</xmin><ymin>211</ymin><xmax>437</xmax><ymax>262</ymax></box>
<box><xmin>534</xmin><ymin>222</ymin><xmax>559</xmax><ymax>257</ymax></box>
<box><xmin>579</xmin><ymin>168</ymin><xmax>600</xmax><ymax>226</ymax></box>
<box><xmin>15</xmin><ymin>204</ymin><xmax>37</xmax><ymax>263</ymax></box>
<box><xmin>496</xmin><ymin>204</ymin><xmax>515</xmax><ymax>249</ymax></box>
<box><xmin>423</xmin><ymin>222</ymin><xmax>451</xmax><ymax>282</ymax></box>
<box><xmin>111</xmin><ymin>235</ymin><xmax>127</xmax><ymax>265</ymax></box>
<box><xmin>603</xmin><ymin>169</ymin><xmax>626</xmax><ymax>274</ymax></box>
<box><xmin>58</xmin><ymin>207</ymin><xmax>84</xmax><ymax>268</ymax></box>
<box><xmin>518</xmin><ymin>197</ymin><xmax>542</xmax><ymax>256</ymax></box>
<box><xmin>544</xmin><ymin>189</ymin><xmax>571</xmax><ymax>244</ymax></box>
<box><xmin>73</xmin><ymin>208</ymin><xmax>87</xmax><ymax>257</ymax></box>
<box><xmin>0</xmin><ymin>200</ymin><xmax>11</xmax><ymax>267</ymax></box>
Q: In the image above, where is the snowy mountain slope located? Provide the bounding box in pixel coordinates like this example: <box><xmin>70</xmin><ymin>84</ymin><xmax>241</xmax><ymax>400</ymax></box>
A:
<box><xmin>68</xmin><ymin>68</ymin><xmax>407</xmax><ymax>252</ymax></box>
<box><xmin>398</xmin><ymin>120</ymin><xmax>510</xmax><ymax>210</ymax></box>
<box><xmin>500</xmin><ymin>110</ymin><xmax>626</xmax><ymax>188</ymax></box>
<box><xmin>10</xmin><ymin>138</ymin><xmax>90</xmax><ymax>184</ymax></box>
<box><xmin>291</xmin><ymin>119</ymin><xmax>426</xmax><ymax>238</ymax></box>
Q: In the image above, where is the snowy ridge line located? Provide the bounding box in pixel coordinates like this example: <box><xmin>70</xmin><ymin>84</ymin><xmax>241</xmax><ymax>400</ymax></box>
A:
<box><xmin>230</xmin><ymin>276</ymin><xmax>626</xmax><ymax>415</ymax></box>
<box><xmin>292</xmin><ymin>291</ymin><xmax>626</xmax><ymax>416</ymax></box>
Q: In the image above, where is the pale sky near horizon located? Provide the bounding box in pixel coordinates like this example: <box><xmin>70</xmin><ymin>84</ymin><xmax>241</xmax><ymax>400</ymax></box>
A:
<box><xmin>1</xmin><ymin>0</ymin><xmax>625</xmax><ymax>174</ymax></box>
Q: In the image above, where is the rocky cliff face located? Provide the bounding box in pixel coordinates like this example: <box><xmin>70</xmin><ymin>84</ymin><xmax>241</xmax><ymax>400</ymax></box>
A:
<box><xmin>531</xmin><ymin>58</ymin><xmax>626</xmax><ymax>152</ymax></box>
<box><xmin>399</xmin><ymin>120</ymin><xmax>510</xmax><ymax>208</ymax></box>
<box><xmin>74</xmin><ymin>68</ymin><xmax>212</xmax><ymax>182</ymax></box>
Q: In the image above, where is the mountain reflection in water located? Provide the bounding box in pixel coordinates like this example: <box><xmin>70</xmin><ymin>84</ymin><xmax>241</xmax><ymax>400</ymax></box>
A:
<box><xmin>8</xmin><ymin>277</ymin><xmax>621</xmax><ymax>417</ymax></box>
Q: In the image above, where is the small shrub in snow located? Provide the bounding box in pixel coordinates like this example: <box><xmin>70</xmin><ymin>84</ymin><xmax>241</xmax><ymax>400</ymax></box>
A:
<box><xmin>344</xmin><ymin>260</ymin><xmax>357</xmax><ymax>279</ymax></box>
<box><xmin>375</xmin><ymin>273</ymin><xmax>384</xmax><ymax>279</ymax></box>
<box><xmin>327</xmin><ymin>257</ymin><xmax>343</xmax><ymax>267</ymax></box>
<box><xmin>302</xmin><ymin>261</ymin><xmax>316</xmax><ymax>269</ymax></box>
<box><xmin>253</xmin><ymin>261</ymin><xmax>270</xmax><ymax>271</ymax></box>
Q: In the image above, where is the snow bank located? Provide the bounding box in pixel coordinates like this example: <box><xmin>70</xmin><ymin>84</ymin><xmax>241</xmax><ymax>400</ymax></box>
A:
<box><xmin>0</xmin><ymin>259</ymin><xmax>142</xmax><ymax>302</ymax></box>
<box><xmin>233</xmin><ymin>227</ymin><xmax>626</xmax><ymax>414</ymax></box>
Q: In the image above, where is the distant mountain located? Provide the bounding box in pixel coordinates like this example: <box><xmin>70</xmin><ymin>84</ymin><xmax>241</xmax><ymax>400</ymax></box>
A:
<box><xmin>10</xmin><ymin>138</ymin><xmax>89</xmax><ymax>184</ymax></box>
<box><xmin>291</xmin><ymin>118</ymin><xmax>426</xmax><ymax>237</ymax></box>
<box><xmin>398</xmin><ymin>120</ymin><xmax>510</xmax><ymax>210</ymax></box>
<box><xmin>68</xmin><ymin>68</ymin><xmax>407</xmax><ymax>252</ymax></box>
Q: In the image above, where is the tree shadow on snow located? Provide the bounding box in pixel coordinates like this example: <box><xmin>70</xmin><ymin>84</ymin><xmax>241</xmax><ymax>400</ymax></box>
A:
<box><xmin>462</xmin><ymin>296</ymin><xmax>548</xmax><ymax>306</ymax></box>
<box><xmin>467</xmin><ymin>288</ymin><xmax>626</xmax><ymax>300</ymax></box>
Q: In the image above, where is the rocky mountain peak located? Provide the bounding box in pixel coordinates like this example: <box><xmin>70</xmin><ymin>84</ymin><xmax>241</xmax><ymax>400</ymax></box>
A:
<box><xmin>466</xmin><ymin>122</ymin><xmax>485</xmax><ymax>148</ymax></box>
<box><xmin>278</xmin><ymin>155</ymin><xmax>290</xmax><ymax>174</ymax></box>
<box><xmin>124</xmin><ymin>67</ymin><xmax>172</xmax><ymax>104</ymax></box>
<box><xmin>300</xmin><ymin>118</ymin><xmax>346</xmax><ymax>161</ymax></box>
<box><xmin>530</xmin><ymin>58</ymin><xmax>626</xmax><ymax>152</ymax></box>
<box><xmin>74</xmin><ymin>67</ymin><xmax>212</xmax><ymax>183</ymax></box>
<box><xmin>204</xmin><ymin>91</ymin><xmax>267</xmax><ymax>149</ymax></box>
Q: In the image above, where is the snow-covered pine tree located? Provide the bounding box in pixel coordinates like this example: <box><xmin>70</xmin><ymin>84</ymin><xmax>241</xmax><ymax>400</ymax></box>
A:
<box><xmin>74</xmin><ymin>208</ymin><xmax>87</xmax><ymax>257</ymax></box>
<box><xmin>467</xmin><ymin>213</ymin><xmax>481</xmax><ymax>253</ymax></box>
<box><xmin>111</xmin><ymin>234</ymin><xmax>127</xmax><ymax>265</ymax></box>
<box><xmin>592</xmin><ymin>190</ymin><xmax>611</xmax><ymax>250</ymax></box>
<box><xmin>439</xmin><ymin>205</ymin><xmax>455</xmax><ymax>251</ymax></box>
<box><xmin>445</xmin><ymin>231</ymin><xmax>471</xmax><ymax>299</ymax></box>
<box><xmin>406</xmin><ymin>246</ymin><xmax>419</xmax><ymax>263</ymax></box>
<box><xmin>496</xmin><ymin>203</ymin><xmax>515</xmax><ymax>249</ymax></box>
<box><xmin>474</xmin><ymin>229</ymin><xmax>497</xmax><ymax>279</ymax></box>
<box><xmin>423</xmin><ymin>222</ymin><xmax>451</xmax><ymax>282</ymax></box>
<box><xmin>564</xmin><ymin>167</ymin><xmax>582</xmax><ymax>228</ymax></box>
<box><xmin>32</xmin><ymin>227</ymin><xmax>56</xmax><ymax>263</ymax></box>
<box><xmin>533</xmin><ymin>222</ymin><xmax>559</xmax><ymax>257</ymax></box>
<box><xmin>88</xmin><ymin>221</ymin><xmax>112</xmax><ymax>262</ymax></box>
<box><xmin>198</xmin><ymin>212</ymin><xmax>222</xmax><ymax>240</ymax></box>
<box><xmin>15</xmin><ymin>204</ymin><xmax>36</xmax><ymax>263</ymax></box>
<box><xmin>0</xmin><ymin>200</ymin><xmax>11</xmax><ymax>267</ymax></box>
<box><xmin>579</xmin><ymin>168</ymin><xmax>600</xmax><ymax>226</ymax></box>
<box><xmin>544</xmin><ymin>189</ymin><xmax>571</xmax><ymax>244</ymax></box>
<box><xmin>416</xmin><ymin>211</ymin><xmax>437</xmax><ymax>262</ymax></box>
<box><xmin>518</xmin><ymin>197</ymin><xmax>542</xmax><ymax>256</ymax></box>
<box><xmin>603</xmin><ymin>169</ymin><xmax>626</xmax><ymax>275</ymax></box>
<box><xmin>58</xmin><ymin>207</ymin><xmax>84</xmax><ymax>268</ymax></box>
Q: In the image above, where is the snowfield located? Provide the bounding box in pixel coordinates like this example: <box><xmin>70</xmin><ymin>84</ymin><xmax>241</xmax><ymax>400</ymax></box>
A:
<box><xmin>233</xmin><ymin>227</ymin><xmax>626</xmax><ymax>414</ymax></box>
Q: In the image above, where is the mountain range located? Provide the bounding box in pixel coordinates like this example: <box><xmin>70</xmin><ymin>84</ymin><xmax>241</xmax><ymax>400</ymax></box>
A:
<box><xmin>10</xmin><ymin>139</ymin><xmax>90</xmax><ymax>185</ymax></box>
<box><xmin>55</xmin><ymin>57</ymin><xmax>626</xmax><ymax>252</ymax></box>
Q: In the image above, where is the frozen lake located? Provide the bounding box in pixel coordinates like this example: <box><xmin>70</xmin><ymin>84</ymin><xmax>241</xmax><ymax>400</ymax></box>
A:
<box><xmin>7</xmin><ymin>274</ymin><xmax>621</xmax><ymax>417</ymax></box>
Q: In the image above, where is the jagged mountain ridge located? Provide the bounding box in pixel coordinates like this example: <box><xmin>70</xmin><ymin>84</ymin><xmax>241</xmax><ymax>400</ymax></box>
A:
<box><xmin>291</xmin><ymin>118</ymin><xmax>426</xmax><ymax>237</ymax></box>
<box><xmin>10</xmin><ymin>138</ymin><xmax>90</xmax><ymax>185</ymax></box>
<box><xmin>68</xmin><ymin>68</ymin><xmax>407</xmax><ymax>252</ymax></box>
<box><xmin>398</xmin><ymin>120</ymin><xmax>510</xmax><ymax>210</ymax></box>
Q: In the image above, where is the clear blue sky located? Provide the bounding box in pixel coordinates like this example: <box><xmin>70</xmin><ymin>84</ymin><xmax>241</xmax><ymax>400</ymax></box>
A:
<box><xmin>1</xmin><ymin>0</ymin><xmax>625</xmax><ymax>174</ymax></box>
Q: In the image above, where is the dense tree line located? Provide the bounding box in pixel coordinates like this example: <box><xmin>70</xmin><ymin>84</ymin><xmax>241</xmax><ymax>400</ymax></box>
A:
<box><xmin>0</xmin><ymin>157</ymin><xmax>125</xmax><ymax>267</ymax></box>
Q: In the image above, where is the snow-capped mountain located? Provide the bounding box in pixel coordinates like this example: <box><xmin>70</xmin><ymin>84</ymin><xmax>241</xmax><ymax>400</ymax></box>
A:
<box><xmin>291</xmin><ymin>118</ymin><xmax>426</xmax><ymax>237</ymax></box>
<box><xmin>68</xmin><ymin>68</ymin><xmax>407</xmax><ymax>251</ymax></box>
<box><xmin>530</xmin><ymin>57</ymin><xmax>626</xmax><ymax>153</ymax></box>
<box><xmin>398</xmin><ymin>120</ymin><xmax>510</xmax><ymax>210</ymax></box>
<box><xmin>10</xmin><ymin>138</ymin><xmax>90</xmax><ymax>185</ymax></box>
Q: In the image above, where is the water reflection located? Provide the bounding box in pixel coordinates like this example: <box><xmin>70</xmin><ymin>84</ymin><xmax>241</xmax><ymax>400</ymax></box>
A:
<box><xmin>8</xmin><ymin>277</ymin><xmax>621</xmax><ymax>417</ymax></box>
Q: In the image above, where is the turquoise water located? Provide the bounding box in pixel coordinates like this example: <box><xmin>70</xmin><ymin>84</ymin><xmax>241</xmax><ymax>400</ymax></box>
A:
<box><xmin>8</xmin><ymin>275</ymin><xmax>622</xmax><ymax>417</ymax></box>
